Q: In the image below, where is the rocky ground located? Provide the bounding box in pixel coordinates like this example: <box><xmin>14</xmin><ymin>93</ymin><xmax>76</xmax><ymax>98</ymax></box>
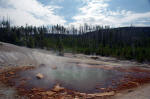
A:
<box><xmin>0</xmin><ymin>42</ymin><xmax>150</xmax><ymax>99</ymax></box>
<box><xmin>113</xmin><ymin>84</ymin><xmax>150</xmax><ymax>99</ymax></box>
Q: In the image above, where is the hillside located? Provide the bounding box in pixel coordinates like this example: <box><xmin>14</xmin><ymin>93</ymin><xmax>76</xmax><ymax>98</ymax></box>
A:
<box><xmin>1</xmin><ymin>22</ymin><xmax>150</xmax><ymax>62</ymax></box>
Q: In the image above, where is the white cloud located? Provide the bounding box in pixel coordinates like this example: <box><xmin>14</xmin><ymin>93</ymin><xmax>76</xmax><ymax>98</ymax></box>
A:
<box><xmin>0</xmin><ymin>0</ymin><xmax>66</xmax><ymax>26</ymax></box>
<box><xmin>0</xmin><ymin>0</ymin><xmax>150</xmax><ymax>27</ymax></box>
<box><xmin>71</xmin><ymin>0</ymin><xmax>150</xmax><ymax>27</ymax></box>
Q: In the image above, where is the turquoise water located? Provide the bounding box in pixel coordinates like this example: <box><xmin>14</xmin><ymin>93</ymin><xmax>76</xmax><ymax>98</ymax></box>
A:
<box><xmin>15</xmin><ymin>63</ymin><xmax>150</xmax><ymax>93</ymax></box>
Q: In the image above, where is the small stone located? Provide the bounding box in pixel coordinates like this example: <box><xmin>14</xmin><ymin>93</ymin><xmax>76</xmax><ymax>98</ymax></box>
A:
<box><xmin>9</xmin><ymin>72</ymin><xmax>15</xmax><ymax>75</ymax></box>
<box><xmin>53</xmin><ymin>84</ymin><xmax>64</xmax><ymax>92</ymax></box>
<box><xmin>95</xmin><ymin>91</ymin><xmax>115</xmax><ymax>97</ymax></box>
<box><xmin>75</xmin><ymin>96</ymin><xmax>79</xmax><ymax>99</ymax></box>
<box><xmin>128</xmin><ymin>90</ymin><xmax>134</xmax><ymax>93</ymax></box>
<box><xmin>116</xmin><ymin>93</ymin><xmax>122</xmax><ymax>96</ymax></box>
<box><xmin>42</xmin><ymin>91</ymin><xmax>56</xmax><ymax>96</ymax></box>
<box><xmin>36</xmin><ymin>73</ymin><xmax>44</xmax><ymax>79</ymax></box>
<box><xmin>100</xmin><ymin>88</ymin><xmax>105</xmax><ymax>90</ymax></box>
<box><xmin>87</xmin><ymin>91</ymin><xmax>115</xmax><ymax>98</ymax></box>
<box><xmin>59</xmin><ymin>96</ymin><xmax>65</xmax><ymax>99</ymax></box>
<box><xmin>90</xmin><ymin>56</ymin><xmax>99</xmax><ymax>60</ymax></box>
<box><xmin>87</xmin><ymin>94</ymin><xmax>95</xmax><ymax>98</ymax></box>
<box><xmin>80</xmin><ymin>93</ymin><xmax>86</xmax><ymax>96</ymax></box>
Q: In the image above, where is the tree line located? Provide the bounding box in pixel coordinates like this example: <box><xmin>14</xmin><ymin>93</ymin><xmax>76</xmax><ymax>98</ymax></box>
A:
<box><xmin>0</xmin><ymin>20</ymin><xmax>150</xmax><ymax>62</ymax></box>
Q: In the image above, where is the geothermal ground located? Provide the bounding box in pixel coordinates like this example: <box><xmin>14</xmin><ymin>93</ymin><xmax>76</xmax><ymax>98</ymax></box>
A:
<box><xmin>0</xmin><ymin>42</ymin><xmax>150</xmax><ymax>99</ymax></box>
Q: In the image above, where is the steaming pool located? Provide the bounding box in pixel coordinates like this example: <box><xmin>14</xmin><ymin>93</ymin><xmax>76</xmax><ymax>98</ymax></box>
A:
<box><xmin>11</xmin><ymin>62</ymin><xmax>150</xmax><ymax>93</ymax></box>
<box><xmin>1</xmin><ymin>42</ymin><xmax>150</xmax><ymax>98</ymax></box>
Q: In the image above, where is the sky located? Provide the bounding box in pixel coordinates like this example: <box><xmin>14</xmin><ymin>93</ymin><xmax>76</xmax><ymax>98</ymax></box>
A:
<box><xmin>0</xmin><ymin>0</ymin><xmax>150</xmax><ymax>27</ymax></box>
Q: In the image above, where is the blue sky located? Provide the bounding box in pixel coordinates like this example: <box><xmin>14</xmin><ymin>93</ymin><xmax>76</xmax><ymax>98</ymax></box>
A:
<box><xmin>0</xmin><ymin>0</ymin><xmax>150</xmax><ymax>27</ymax></box>
<box><xmin>47</xmin><ymin>0</ymin><xmax>83</xmax><ymax>23</ymax></box>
